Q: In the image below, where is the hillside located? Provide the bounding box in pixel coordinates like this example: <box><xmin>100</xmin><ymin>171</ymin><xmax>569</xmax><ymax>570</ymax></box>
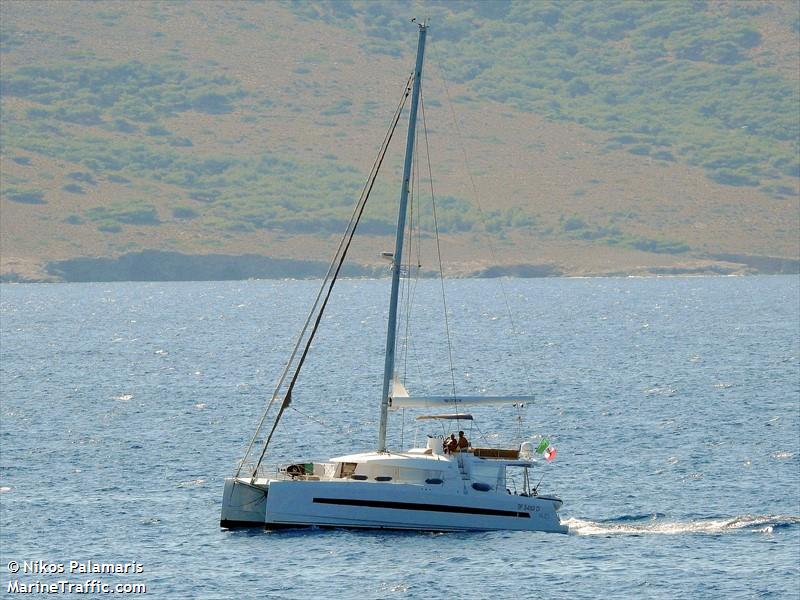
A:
<box><xmin>1</xmin><ymin>0</ymin><xmax>798</xmax><ymax>282</ymax></box>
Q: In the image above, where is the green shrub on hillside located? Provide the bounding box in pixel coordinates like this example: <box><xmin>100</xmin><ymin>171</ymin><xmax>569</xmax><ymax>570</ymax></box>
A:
<box><xmin>85</xmin><ymin>203</ymin><xmax>161</xmax><ymax>226</ymax></box>
<box><xmin>627</xmin><ymin>237</ymin><xmax>690</xmax><ymax>254</ymax></box>
<box><xmin>1</xmin><ymin>0</ymin><xmax>792</xmax><ymax>255</ymax></box>
<box><xmin>63</xmin><ymin>183</ymin><xmax>84</xmax><ymax>194</ymax></box>
<box><xmin>97</xmin><ymin>222</ymin><xmax>122</xmax><ymax>233</ymax></box>
<box><xmin>1</xmin><ymin>61</ymin><xmax>245</xmax><ymax>126</ymax></box>
<box><xmin>562</xmin><ymin>216</ymin><xmax>587</xmax><ymax>232</ymax></box>
<box><xmin>708</xmin><ymin>169</ymin><xmax>760</xmax><ymax>187</ymax></box>
<box><xmin>68</xmin><ymin>172</ymin><xmax>96</xmax><ymax>185</ymax></box>
<box><xmin>172</xmin><ymin>206</ymin><xmax>199</xmax><ymax>219</ymax></box>
<box><xmin>4</xmin><ymin>188</ymin><xmax>46</xmax><ymax>204</ymax></box>
<box><xmin>762</xmin><ymin>184</ymin><xmax>797</xmax><ymax>199</ymax></box>
<box><xmin>286</xmin><ymin>0</ymin><xmax>798</xmax><ymax>191</ymax></box>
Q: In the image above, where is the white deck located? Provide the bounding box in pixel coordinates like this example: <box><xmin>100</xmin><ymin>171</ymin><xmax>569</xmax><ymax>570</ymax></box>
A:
<box><xmin>221</xmin><ymin>447</ymin><xmax>566</xmax><ymax>533</ymax></box>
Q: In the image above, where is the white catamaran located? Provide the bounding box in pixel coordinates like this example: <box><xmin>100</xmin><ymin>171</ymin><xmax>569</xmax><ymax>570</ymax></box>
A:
<box><xmin>220</xmin><ymin>23</ymin><xmax>567</xmax><ymax>533</ymax></box>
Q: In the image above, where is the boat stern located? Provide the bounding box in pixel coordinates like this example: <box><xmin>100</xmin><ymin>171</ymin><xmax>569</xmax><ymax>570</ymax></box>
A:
<box><xmin>220</xmin><ymin>477</ymin><xmax>269</xmax><ymax>528</ymax></box>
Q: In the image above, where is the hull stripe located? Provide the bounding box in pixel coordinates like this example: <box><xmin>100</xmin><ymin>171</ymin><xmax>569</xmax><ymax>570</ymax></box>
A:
<box><xmin>313</xmin><ymin>497</ymin><xmax>530</xmax><ymax>518</ymax></box>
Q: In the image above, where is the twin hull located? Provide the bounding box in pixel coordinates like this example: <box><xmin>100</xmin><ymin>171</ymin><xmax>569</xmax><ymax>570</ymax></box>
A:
<box><xmin>221</xmin><ymin>477</ymin><xmax>567</xmax><ymax>533</ymax></box>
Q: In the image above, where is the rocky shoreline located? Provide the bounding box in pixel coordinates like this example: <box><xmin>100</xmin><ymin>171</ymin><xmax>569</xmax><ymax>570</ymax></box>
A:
<box><xmin>0</xmin><ymin>250</ymin><xmax>797</xmax><ymax>283</ymax></box>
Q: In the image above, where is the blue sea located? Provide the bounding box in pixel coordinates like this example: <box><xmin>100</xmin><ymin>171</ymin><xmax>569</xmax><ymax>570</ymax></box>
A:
<box><xmin>1</xmin><ymin>276</ymin><xmax>798</xmax><ymax>599</ymax></box>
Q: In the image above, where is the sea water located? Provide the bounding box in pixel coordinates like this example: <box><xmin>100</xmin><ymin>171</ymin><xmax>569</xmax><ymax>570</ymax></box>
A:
<box><xmin>1</xmin><ymin>276</ymin><xmax>798</xmax><ymax>599</ymax></box>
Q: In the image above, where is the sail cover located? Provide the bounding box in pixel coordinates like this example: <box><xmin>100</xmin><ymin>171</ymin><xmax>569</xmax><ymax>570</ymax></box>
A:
<box><xmin>415</xmin><ymin>414</ymin><xmax>474</xmax><ymax>420</ymax></box>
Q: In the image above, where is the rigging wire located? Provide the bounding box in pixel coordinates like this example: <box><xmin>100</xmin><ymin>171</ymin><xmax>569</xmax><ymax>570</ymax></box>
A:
<box><xmin>406</xmin><ymin>124</ymin><xmax>425</xmax><ymax>391</ymax></box>
<box><xmin>470</xmin><ymin>420</ymin><xmax>492</xmax><ymax>449</ymax></box>
<box><xmin>397</xmin><ymin>129</ymin><xmax>416</xmax><ymax>383</ymax></box>
<box><xmin>420</xmin><ymin>94</ymin><xmax>458</xmax><ymax>401</ymax></box>
<box><xmin>288</xmin><ymin>405</ymin><xmax>335</xmax><ymax>431</ymax></box>
<box><xmin>400</xmin><ymin>407</ymin><xmax>405</xmax><ymax>449</ymax></box>
<box><xmin>400</xmin><ymin>155</ymin><xmax>413</xmax><ymax>381</ymax></box>
<box><xmin>514</xmin><ymin>402</ymin><xmax>526</xmax><ymax>448</ymax></box>
<box><xmin>252</xmin><ymin>98</ymin><xmax>409</xmax><ymax>476</ymax></box>
<box><xmin>401</xmin><ymin>108</ymin><xmax>424</xmax><ymax>384</ymax></box>
<box><xmin>395</xmin><ymin>101</ymin><xmax>424</xmax><ymax>389</ymax></box>
<box><xmin>240</xmin><ymin>72</ymin><xmax>414</xmax><ymax>478</ymax></box>
<box><xmin>430</xmin><ymin>48</ymin><xmax>536</xmax><ymax>397</ymax></box>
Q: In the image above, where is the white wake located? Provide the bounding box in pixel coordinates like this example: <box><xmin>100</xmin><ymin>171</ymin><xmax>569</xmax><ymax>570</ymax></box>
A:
<box><xmin>564</xmin><ymin>514</ymin><xmax>800</xmax><ymax>536</ymax></box>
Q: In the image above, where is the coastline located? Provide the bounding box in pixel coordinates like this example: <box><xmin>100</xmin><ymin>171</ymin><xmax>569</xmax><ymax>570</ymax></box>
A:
<box><xmin>1</xmin><ymin>250</ymin><xmax>797</xmax><ymax>283</ymax></box>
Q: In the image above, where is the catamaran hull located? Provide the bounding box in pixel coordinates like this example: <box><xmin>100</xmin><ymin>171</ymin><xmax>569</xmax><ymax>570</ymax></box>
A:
<box><xmin>220</xmin><ymin>477</ymin><xmax>567</xmax><ymax>533</ymax></box>
<box><xmin>220</xmin><ymin>477</ymin><xmax>269</xmax><ymax>527</ymax></box>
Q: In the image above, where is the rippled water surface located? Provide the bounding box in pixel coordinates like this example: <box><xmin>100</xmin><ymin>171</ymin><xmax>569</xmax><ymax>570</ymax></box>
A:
<box><xmin>1</xmin><ymin>276</ymin><xmax>798</xmax><ymax>598</ymax></box>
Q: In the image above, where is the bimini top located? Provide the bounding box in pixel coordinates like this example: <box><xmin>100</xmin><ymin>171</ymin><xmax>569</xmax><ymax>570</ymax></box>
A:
<box><xmin>415</xmin><ymin>414</ymin><xmax>474</xmax><ymax>420</ymax></box>
<box><xmin>389</xmin><ymin>381</ymin><xmax>535</xmax><ymax>410</ymax></box>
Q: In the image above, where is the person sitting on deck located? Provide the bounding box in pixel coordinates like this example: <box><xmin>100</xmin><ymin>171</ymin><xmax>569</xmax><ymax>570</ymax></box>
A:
<box><xmin>444</xmin><ymin>434</ymin><xmax>458</xmax><ymax>454</ymax></box>
<box><xmin>457</xmin><ymin>431</ymin><xmax>469</xmax><ymax>451</ymax></box>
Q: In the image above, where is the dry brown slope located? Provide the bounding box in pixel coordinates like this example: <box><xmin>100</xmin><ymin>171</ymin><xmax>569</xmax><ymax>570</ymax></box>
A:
<box><xmin>1</xmin><ymin>2</ymin><xmax>798</xmax><ymax>280</ymax></box>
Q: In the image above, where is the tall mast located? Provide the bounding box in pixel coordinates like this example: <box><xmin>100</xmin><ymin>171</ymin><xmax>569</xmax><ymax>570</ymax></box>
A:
<box><xmin>377</xmin><ymin>22</ymin><xmax>427</xmax><ymax>452</ymax></box>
